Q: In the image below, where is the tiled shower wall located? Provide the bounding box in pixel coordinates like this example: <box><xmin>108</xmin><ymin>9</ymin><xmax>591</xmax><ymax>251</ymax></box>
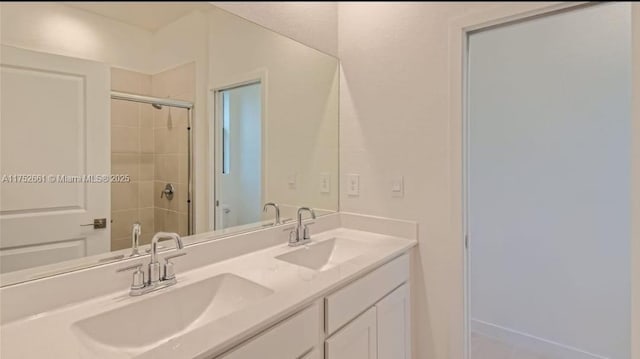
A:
<box><xmin>109</xmin><ymin>64</ymin><xmax>194</xmax><ymax>251</ymax></box>
<box><xmin>151</xmin><ymin>63</ymin><xmax>194</xmax><ymax>236</ymax></box>
<box><xmin>110</xmin><ymin>68</ymin><xmax>155</xmax><ymax>250</ymax></box>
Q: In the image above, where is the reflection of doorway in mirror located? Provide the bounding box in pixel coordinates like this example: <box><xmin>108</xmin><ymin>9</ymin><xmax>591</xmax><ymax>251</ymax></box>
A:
<box><xmin>214</xmin><ymin>83</ymin><xmax>262</xmax><ymax>230</ymax></box>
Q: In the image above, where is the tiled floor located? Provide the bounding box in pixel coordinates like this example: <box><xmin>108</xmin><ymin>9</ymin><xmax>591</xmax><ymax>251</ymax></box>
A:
<box><xmin>470</xmin><ymin>332</ymin><xmax>553</xmax><ymax>359</ymax></box>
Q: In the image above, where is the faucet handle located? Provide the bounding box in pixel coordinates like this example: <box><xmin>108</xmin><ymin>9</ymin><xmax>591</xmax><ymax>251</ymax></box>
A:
<box><xmin>163</xmin><ymin>252</ymin><xmax>186</xmax><ymax>280</ymax></box>
<box><xmin>164</xmin><ymin>252</ymin><xmax>186</xmax><ymax>262</ymax></box>
<box><xmin>117</xmin><ymin>263</ymin><xmax>145</xmax><ymax>290</ymax></box>
<box><xmin>117</xmin><ymin>263</ymin><xmax>143</xmax><ymax>272</ymax></box>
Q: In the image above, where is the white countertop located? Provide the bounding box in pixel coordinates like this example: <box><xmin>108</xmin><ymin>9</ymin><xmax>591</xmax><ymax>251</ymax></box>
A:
<box><xmin>0</xmin><ymin>227</ymin><xmax>416</xmax><ymax>359</ymax></box>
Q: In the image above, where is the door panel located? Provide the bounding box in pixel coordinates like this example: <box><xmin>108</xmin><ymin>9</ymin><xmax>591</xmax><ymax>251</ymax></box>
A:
<box><xmin>0</xmin><ymin>46</ymin><xmax>110</xmax><ymax>273</ymax></box>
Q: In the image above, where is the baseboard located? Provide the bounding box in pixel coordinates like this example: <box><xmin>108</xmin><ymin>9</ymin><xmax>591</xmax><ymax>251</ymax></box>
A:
<box><xmin>471</xmin><ymin>319</ymin><xmax>608</xmax><ymax>359</ymax></box>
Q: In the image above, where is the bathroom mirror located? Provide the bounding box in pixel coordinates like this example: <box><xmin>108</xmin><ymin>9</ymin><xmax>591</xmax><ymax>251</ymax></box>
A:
<box><xmin>0</xmin><ymin>2</ymin><xmax>339</xmax><ymax>286</ymax></box>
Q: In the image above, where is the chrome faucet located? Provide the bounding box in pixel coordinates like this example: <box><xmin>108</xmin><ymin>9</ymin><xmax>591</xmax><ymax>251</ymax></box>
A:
<box><xmin>117</xmin><ymin>232</ymin><xmax>186</xmax><ymax>296</ymax></box>
<box><xmin>263</xmin><ymin>202</ymin><xmax>281</xmax><ymax>225</ymax></box>
<box><xmin>129</xmin><ymin>222</ymin><xmax>141</xmax><ymax>257</ymax></box>
<box><xmin>289</xmin><ymin>207</ymin><xmax>316</xmax><ymax>247</ymax></box>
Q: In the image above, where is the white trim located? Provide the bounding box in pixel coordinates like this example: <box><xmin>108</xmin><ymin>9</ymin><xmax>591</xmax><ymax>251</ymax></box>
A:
<box><xmin>447</xmin><ymin>3</ymin><xmax>634</xmax><ymax>359</ymax></box>
<box><xmin>471</xmin><ymin>319</ymin><xmax>609</xmax><ymax>359</ymax></box>
<box><xmin>631</xmin><ymin>4</ymin><xmax>640</xmax><ymax>359</ymax></box>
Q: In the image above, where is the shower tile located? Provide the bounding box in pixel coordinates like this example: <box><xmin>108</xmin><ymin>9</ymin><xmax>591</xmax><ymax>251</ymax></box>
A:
<box><xmin>110</xmin><ymin>100</ymin><xmax>138</xmax><ymax>127</ymax></box>
<box><xmin>111</xmin><ymin>181</ymin><xmax>139</xmax><ymax>211</ymax></box>
<box><xmin>111</xmin><ymin>237</ymin><xmax>132</xmax><ymax>252</ymax></box>
<box><xmin>154</xmin><ymin>155</ymin><xmax>179</xmax><ymax>183</ymax></box>
<box><xmin>110</xmin><ymin>209</ymin><xmax>139</xmax><ymax>240</ymax></box>
<box><xmin>154</xmin><ymin>208</ymin><xmax>166</xmax><ymax>233</ymax></box>
<box><xmin>165</xmin><ymin>127</ymin><xmax>181</xmax><ymax>154</ymax></box>
<box><xmin>154</xmin><ymin>128</ymin><xmax>167</xmax><ymax>153</ymax></box>
<box><xmin>138</xmin><ymin>208</ymin><xmax>154</xmax><ymax>245</ymax></box>
<box><xmin>179</xmin><ymin>124</ymin><xmax>189</xmax><ymax>154</ymax></box>
<box><xmin>164</xmin><ymin>210</ymin><xmax>179</xmax><ymax>233</ymax></box>
<box><xmin>138</xmin><ymin>181</ymin><xmax>154</xmax><ymax>208</ymax></box>
<box><xmin>166</xmin><ymin>63</ymin><xmax>195</xmax><ymax>97</ymax></box>
<box><xmin>111</xmin><ymin>126</ymin><xmax>139</xmax><ymax>153</ymax></box>
<box><xmin>139</xmin><ymin>154</ymin><xmax>154</xmax><ymax>181</ymax></box>
<box><xmin>140</xmin><ymin>105</ymin><xmax>154</xmax><ymax>128</ymax></box>
<box><xmin>140</xmin><ymin>127</ymin><xmax>154</xmax><ymax>153</ymax></box>
<box><xmin>178</xmin><ymin>156</ymin><xmax>188</xmax><ymax>185</ymax></box>
<box><xmin>178</xmin><ymin>183</ymin><xmax>188</xmax><ymax>214</ymax></box>
<box><xmin>112</xmin><ymin>68</ymin><xmax>151</xmax><ymax>94</ymax></box>
<box><xmin>154</xmin><ymin>181</ymin><xmax>168</xmax><ymax>209</ymax></box>
<box><xmin>111</xmin><ymin>153</ymin><xmax>139</xmax><ymax>181</ymax></box>
<box><xmin>178</xmin><ymin>213</ymin><xmax>188</xmax><ymax>237</ymax></box>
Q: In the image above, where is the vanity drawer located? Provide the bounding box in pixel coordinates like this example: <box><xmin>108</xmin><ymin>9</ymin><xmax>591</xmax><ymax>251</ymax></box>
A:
<box><xmin>324</xmin><ymin>254</ymin><xmax>409</xmax><ymax>335</ymax></box>
<box><xmin>217</xmin><ymin>303</ymin><xmax>321</xmax><ymax>359</ymax></box>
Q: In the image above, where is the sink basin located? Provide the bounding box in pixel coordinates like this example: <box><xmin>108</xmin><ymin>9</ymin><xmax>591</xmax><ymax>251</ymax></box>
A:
<box><xmin>72</xmin><ymin>273</ymin><xmax>273</xmax><ymax>352</ymax></box>
<box><xmin>275</xmin><ymin>237</ymin><xmax>364</xmax><ymax>271</ymax></box>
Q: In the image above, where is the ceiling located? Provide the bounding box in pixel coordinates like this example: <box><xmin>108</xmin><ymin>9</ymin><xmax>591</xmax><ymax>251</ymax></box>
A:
<box><xmin>65</xmin><ymin>2</ymin><xmax>210</xmax><ymax>32</ymax></box>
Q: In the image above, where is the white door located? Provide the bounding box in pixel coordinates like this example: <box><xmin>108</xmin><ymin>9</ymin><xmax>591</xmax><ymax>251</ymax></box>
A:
<box><xmin>326</xmin><ymin>307</ymin><xmax>377</xmax><ymax>359</ymax></box>
<box><xmin>0</xmin><ymin>46</ymin><xmax>110</xmax><ymax>273</ymax></box>
<box><xmin>214</xmin><ymin>82</ymin><xmax>262</xmax><ymax>230</ymax></box>
<box><xmin>376</xmin><ymin>283</ymin><xmax>411</xmax><ymax>359</ymax></box>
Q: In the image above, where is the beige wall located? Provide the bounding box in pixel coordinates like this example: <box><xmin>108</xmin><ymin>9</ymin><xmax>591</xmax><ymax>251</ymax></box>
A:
<box><xmin>338</xmin><ymin>3</ymin><xmax>500</xmax><ymax>359</ymax></box>
<box><xmin>0</xmin><ymin>2</ymin><xmax>153</xmax><ymax>73</ymax></box>
<box><xmin>110</xmin><ymin>68</ymin><xmax>155</xmax><ymax>250</ymax></box>
<box><xmin>212</xmin><ymin>2</ymin><xmax>338</xmax><ymax>57</ymax></box>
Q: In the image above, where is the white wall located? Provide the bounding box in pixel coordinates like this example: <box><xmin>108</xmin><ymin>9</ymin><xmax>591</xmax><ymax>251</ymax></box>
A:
<box><xmin>211</xmin><ymin>2</ymin><xmax>338</xmax><ymax>57</ymax></box>
<box><xmin>0</xmin><ymin>2</ymin><xmax>152</xmax><ymax>73</ymax></box>
<box><xmin>337</xmin><ymin>3</ymin><xmax>503</xmax><ymax>359</ymax></box>
<box><xmin>208</xmin><ymin>6</ymin><xmax>339</xmax><ymax>220</ymax></box>
<box><xmin>468</xmin><ymin>4</ymin><xmax>631</xmax><ymax>358</ymax></box>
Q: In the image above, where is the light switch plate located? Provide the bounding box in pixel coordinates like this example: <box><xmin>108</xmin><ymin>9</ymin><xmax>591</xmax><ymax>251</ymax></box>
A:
<box><xmin>320</xmin><ymin>173</ymin><xmax>331</xmax><ymax>193</ymax></box>
<box><xmin>391</xmin><ymin>176</ymin><xmax>404</xmax><ymax>197</ymax></box>
<box><xmin>347</xmin><ymin>174</ymin><xmax>360</xmax><ymax>196</ymax></box>
<box><xmin>287</xmin><ymin>173</ymin><xmax>297</xmax><ymax>189</ymax></box>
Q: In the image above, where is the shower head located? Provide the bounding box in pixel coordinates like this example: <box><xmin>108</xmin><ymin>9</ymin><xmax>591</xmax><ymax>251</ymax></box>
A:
<box><xmin>151</xmin><ymin>103</ymin><xmax>162</xmax><ymax>110</ymax></box>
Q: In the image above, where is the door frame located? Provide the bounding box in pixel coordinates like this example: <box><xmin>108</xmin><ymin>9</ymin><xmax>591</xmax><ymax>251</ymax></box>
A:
<box><xmin>209</xmin><ymin>70</ymin><xmax>268</xmax><ymax>230</ymax></box>
<box><xmin>448</xmin><ymin>3</ymin><xmax>640</xmax><ymax>359</ymax></box>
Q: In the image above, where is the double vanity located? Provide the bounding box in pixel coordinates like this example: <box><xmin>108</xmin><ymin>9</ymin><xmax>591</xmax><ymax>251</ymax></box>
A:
<box><xmin>0</xmin><ymin>213</ymin><xmax>417</xmax><ymax>358</ymax></box>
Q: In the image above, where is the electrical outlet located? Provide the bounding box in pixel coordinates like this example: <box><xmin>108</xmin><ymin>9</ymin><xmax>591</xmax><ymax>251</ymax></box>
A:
<box><xmin>347</xmin><ymin>174</ymin><xmax>360</xmax><ymax>196</ymax></box>
<box><xmin>320</xmin><ymin>173</ymin><xmax>331</xmax><ymax>193</ymax></box>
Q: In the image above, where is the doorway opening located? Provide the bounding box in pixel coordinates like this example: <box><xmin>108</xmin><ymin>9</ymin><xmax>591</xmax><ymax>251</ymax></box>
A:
<box><xmin>465</xmin><ymin>3</ymin><xmax>631</xmax><ymax>359</ymax></box>
<box><xmin>213</xmin><ymin>81</ymin><xmax>263</xmax><ymax>230</ymax></box>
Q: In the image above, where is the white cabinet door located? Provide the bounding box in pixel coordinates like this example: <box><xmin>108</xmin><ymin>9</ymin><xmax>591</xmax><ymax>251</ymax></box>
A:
<box><xmin>376</xmin><ymin>283</ymin><xmax>411</xmax><ymax>359</ymax></box>
<box><xmin>218</xmin><ymin>304</ymin><xmax>320</xmax><ymax>359</ymax></box>
<box><xmin>325</xmin><ymin>307</ymin><xmax>377</xmax><ymax>359</ymax></box>
<box><xmin>0</xmin><ymin>46</ymin><xmax>110</xmax><ymax>273</ymax></box>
